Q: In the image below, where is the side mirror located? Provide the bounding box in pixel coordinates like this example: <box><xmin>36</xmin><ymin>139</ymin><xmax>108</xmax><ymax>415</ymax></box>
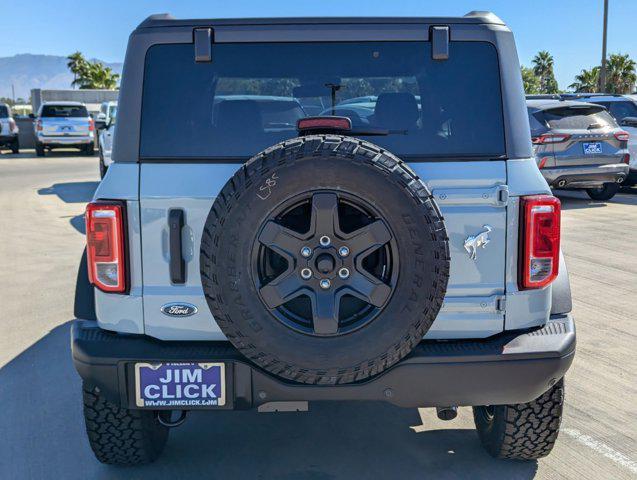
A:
<box><xmin>95</xmin><ymin>119</ymin><xmax>107</xmax><ymax>130</ymax></box>
<box><xmin>620</xmin><ymin>116</ymin><xmax>637</xmax><ymax>128</ymax></box>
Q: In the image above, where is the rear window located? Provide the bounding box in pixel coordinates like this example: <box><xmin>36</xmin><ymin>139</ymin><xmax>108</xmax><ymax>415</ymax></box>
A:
<box><xmin>596</xmin><ymin>101</ymin><xmax>637</xmax><ymax>122</ymax></box>
<box><xmin>41</xmin><ymin>105</ymin><xmax>88</xmax><ymax>118</ymax></box>
<box><xmin>0</xmin><ymin>105</ymin><xmax>9</xmax><ymax>118</ymax></box>
<box><xmin>542</xmin><ymin>106</ymin><xmax>616</xmax><ymax>130</ymax></box>
<box><xmin>140</xmin><ymin>42</ymin><xmax>505</xmax><ymax>159</ymax></box>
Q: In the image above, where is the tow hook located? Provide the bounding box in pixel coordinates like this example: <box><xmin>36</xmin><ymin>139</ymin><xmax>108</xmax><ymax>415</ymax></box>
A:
<box><xmin>436</xmin><ymin>406</ymin><xmax>458</xmax><ymax>421</ymax></box>
<box><xmin>156</xmin><ymin>410</ymin><xmax>189</xmax><ymax>428</ymax></box>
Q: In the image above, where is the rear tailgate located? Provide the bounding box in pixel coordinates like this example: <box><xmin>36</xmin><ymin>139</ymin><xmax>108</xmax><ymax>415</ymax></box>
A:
<box><xmin>139</xmin><ymin>160</ymin><xmax>508</xmax><ymax>340</ymax></box>
<box><xmin>41</xmin><ymin>117</ymin><xmax>90</xmax><ymax>137</ymax></box>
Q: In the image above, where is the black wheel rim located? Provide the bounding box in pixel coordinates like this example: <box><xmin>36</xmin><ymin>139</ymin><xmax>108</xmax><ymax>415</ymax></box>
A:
<box><xmin>252</xmin><ymin>190</ymin><xmax>399</xmax><ymax>337</ymax></box>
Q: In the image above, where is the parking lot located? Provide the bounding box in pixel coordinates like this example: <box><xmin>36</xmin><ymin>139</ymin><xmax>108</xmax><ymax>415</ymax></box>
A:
<box><xmin>0</xmin><ymin>151</ymin><xmax>635</xmax><ymax>479</ymax></box>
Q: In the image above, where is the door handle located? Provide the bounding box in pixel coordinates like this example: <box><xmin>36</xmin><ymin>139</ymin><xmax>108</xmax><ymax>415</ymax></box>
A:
<box><xmin>168</xmin><ymin>209</ymin><xmax>185</xmax><ymax>284</ymax></box>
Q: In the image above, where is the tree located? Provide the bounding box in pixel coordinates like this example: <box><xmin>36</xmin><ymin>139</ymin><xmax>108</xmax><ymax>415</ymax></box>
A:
<box><xmin>605</xmin><ymin>53</ymin><xmax>636</xmax><ymax>94</ymax></box>
<box><xmin>521</xmin><ymin>66</ymin><xmax>541</xmax><ymax>94</ymax></box>
<box><xmin>532</xmin><ymin>51</ymin><xmax>559</xmax><ymax>94</ymax></box>
<box><xmin>569</xmin><ymin>67</ymin><xmax>600</xmax><ymax>92</ymax></box>
<box><xmin>66</xmin><ymin>52</ymin><xmax>119</xmax><ymax>90</ymax></box>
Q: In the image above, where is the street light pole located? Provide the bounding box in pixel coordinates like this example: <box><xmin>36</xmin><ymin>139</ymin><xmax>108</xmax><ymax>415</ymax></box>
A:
<box><xmin>599</xmin><ymin>0</ymin><xmax>609</xmax><ymax>92</ymax></box>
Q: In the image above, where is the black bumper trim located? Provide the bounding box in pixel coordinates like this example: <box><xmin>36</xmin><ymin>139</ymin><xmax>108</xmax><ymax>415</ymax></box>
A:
<box><xmin>71</xmin><ymin>314</ymin><xmax>576</xmax><ymax>409</ymax></box>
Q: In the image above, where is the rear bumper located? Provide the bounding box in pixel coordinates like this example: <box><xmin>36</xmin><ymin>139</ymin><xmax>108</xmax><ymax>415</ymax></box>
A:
<box><xmin>541</xmin><ymin>163</ymin><xmax>629</xmax><ymax>188</ymax></box>
<box><xmin>0</xmin><ymin>134</ymin><xmax>18</xmax><ymax>145</ymax></box>
<box><xmin>37</xmin><ymin>135</ymin><xmax>93</xmax><ymax>146</ymax></box>
<box><xmin>71</xmin><ymin>314</ymin><xmax>576</xmax><ymax>410</ymax></box>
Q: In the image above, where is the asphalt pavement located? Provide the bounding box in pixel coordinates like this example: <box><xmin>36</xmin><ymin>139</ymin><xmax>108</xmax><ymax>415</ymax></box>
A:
<box><xmin>0</xmin><ymin>151</ymin><xmax>635</xmax><ymax>479</ymax></box>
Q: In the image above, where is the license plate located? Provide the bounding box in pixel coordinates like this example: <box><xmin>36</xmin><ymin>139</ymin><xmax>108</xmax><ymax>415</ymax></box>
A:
<box><xmin>134</xmin><ymin>362</ymin><xmax>226</xmax><ymax>408</ymax></box>
<box><xmin>583</xmin><ymin>142</ymin><xmax>602</xmax><ymax>154</ymax></box>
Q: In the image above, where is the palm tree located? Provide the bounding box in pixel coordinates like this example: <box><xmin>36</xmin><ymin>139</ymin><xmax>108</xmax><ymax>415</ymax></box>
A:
<box><xmin>569</xmin><ymin>67</ymin><xmax>600</xmax><ymax>93</ymax></box>
<box><xmin>605</xmin><ymin>53</ymin><xmax>636</xmax><ymax>94</ymax></box>
<box><xmin>532</xmin><ymin>51</ymin><xmax>559</xmax><ymax>94</ymax></box>
<box><xmin>67</xmin><ymin>52</ymin><xmax>119</xmax><ymax>89</ymax></box>
<box><xmin>521</xmin><ymin>66</ymin><xmax>540</xmax><ymax>94</ymax></box>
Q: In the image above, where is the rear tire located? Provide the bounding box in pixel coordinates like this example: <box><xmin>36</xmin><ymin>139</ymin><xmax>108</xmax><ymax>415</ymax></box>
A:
<box><xmin>586</xmin><ymin>183</ymin><xmax>620</xmax><ymax>201</ymax></box>
<box><xmin>82</xmin><ymin>384</ymin><xmax>169</xmax><ymax>465</ymax></box>
<box><xmin>84</xmin><ymin>143</ymin><xmax>95</xmax><ymax>156</ymax></box>
<box><xmin>11</xmin><ymin>137</ymin><xmax>19</xmax><ymax>154</ymax></box>
<box><xmin>35</xmin><ymin>142</ymin><xmax>45</xmax><ymax>157</ymax></box>
<box><xmin>473</xmin><ymin>379</ymin><xmax>564</xmax><ymax>460</ymax></box>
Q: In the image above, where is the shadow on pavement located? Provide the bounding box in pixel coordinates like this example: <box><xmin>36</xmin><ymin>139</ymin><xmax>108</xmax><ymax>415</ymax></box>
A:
<box><xmin>555</xmin><ymin>188</ymin><xmax>637</xmax><ymax>210</ymax></box>
<box><xmin>37</xmin><ymin>181</ymin><xmax>99</xmax><ymax>203</ymax></box>
<box><xmin>69</xmin><ymin>214</ymin><xmax>86</xmax><ymax>234</ymax></box>
<box><xmin>0</xmin><ymin>322</ymin><xmax>538</xmax><ymax>480</ymax></box>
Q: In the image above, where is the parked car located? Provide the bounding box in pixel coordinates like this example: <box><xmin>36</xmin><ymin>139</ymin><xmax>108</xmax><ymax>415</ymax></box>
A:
<box><xmin>34</xmin><ymin>102</ymin><xmax>95</xmax><ymax>156</ymax></box>
<box><xmin>0</xmin><ymin>103</ymin><xmax>20</xmax><ymax>153</ymax></box>
<box><xmin>96</xmin><ymin>102</ymin><xmax>117</xmax><ymax>178</ymax></box>
<box><xmin>566</xmin><ymin>94</ymin><xmax>637</xmax><ymax>185</ymax></box>
<box><xmin>527</xmin><ymin>99</ymin><xmax>630</xmax><ymax>200</ymax></box>
<box><xmin>72</xmin><ymin>12</ymin><xmax>575</xmax><ymax>465</ymax></box>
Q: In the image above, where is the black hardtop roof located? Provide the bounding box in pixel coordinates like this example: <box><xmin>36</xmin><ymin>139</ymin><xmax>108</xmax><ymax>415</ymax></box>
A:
<box><xmin>136</xmin><ymin>11</ymin><xmax>505</xmax><ymax>30</ymax></box>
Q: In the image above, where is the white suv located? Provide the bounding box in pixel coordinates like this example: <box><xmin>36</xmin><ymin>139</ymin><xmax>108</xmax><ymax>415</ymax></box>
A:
<box><xmin>34</xmin><ymin>102</ymin><xmax>95</xmax><ymax>156</ymax></box>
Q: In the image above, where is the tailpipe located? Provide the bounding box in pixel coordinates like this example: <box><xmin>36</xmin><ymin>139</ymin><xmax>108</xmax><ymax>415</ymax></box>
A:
<box><xmin>436</xmin><ymin>406</ymin><xmax>458</xmax><ymax>421</ymax></box>
<box><xmin>617</xmin><ymin>176</ymin><xmax>625</xmax><ymax>184</ymax></box>
<box><xmin>556</xmin><ymin>179</ymin><xmax>567</xmax><ymax>188</ymax></box>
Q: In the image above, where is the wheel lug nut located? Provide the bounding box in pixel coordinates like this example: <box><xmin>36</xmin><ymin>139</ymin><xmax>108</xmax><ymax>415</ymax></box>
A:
<box><xmin>319</xmin><ymin>235</ymin><xmax>331</xmax><ymax>247</ymax></box>
<box><xmin>319</xmin><ymin>279</ymin><xmax>331</xmax><ymax>289</ymax></box>
<box><xmin>300</xmin><ymin>268</ymin><xmax>313</xmax><ymax>280</ymax></box>
<box><xmin>338</xmin><ymin>268</ymin><xmax>350</xmax><ymax>279</ymax></box>
<box><xmin>300</xmin><ymin>246</ymin><xmax>312</xmax><ymax>258</ymax></box>
<box><xmin>338</xmin><ymin>246</ymin><xmax>350</xmax><ymax>257</ymax></box>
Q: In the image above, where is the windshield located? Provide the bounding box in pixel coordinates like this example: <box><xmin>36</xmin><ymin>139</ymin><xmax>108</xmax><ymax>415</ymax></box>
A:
<box><xmin>41</xmin><ymin>105</ymin><xmax>89</xmax><ymax>118</ymax></box>
<box><xmin>542</xmin><ymin>106</ymin><xmax>616</xmax><ymax>130</ymax></box>
<box><xmin>140</xmin><ymin>42</ymin><xmax>505</xmax><ymax>159</ymax></box>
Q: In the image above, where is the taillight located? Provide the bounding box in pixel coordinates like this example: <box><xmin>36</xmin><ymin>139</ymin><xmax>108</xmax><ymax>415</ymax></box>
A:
<box><xmin>36</xmin><ymin>120</ymin><xmax>42</xmax><ymax>131</ymax></box>
<box><xmin>88</xmin><ymin>118</ymin><xmax>95</xmax><ymax>132</ymax></box>
<box><xmin>614</xmin><ymin>130</ymin><xmax>629</xmax><ymax>142</ymax></box>
<box><xmin>537</xmin><ymin>156</ymin><xmax>549</xmax><ymax>169</ymax></box>
<box><xmin>85</xmin><ymin>202</ymin><xmax>126</xmax><ymax>293</ymax></box>
<box><xmin>297</xmin><ymin>116</ymin><xmax>352</xmax><ymax>132</ymax></box>
<box><xmin>8</xmin><ymin>118</ymin><xmax>17</xmax><ymax>133</ymax></box>
<box><xmin>532</xmin><ymin>133</ymin><xmax>571</xmax><ymax>144</ymax></box>
<box><xmin>519</xmin><ymin>195</ymin><xmax>561</xmax><ymax>290</ymax></box>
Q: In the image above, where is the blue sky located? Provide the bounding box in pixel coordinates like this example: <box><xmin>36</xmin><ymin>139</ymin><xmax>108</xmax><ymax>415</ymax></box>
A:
<box><xmin>3</xmin><ymin>0</ymin><xmax>637</xmax><ymax>89</ymax></box>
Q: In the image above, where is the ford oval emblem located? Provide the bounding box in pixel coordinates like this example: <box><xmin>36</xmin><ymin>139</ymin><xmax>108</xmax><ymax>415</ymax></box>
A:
<box><xmin>160</xmin><ymin>303</ymin><xmax>198</xmax><ymax>317</ymax></box>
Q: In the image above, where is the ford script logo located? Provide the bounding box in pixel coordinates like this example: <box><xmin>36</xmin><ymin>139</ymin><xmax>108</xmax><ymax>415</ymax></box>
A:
<box><xmin>161</xmin><ymin>303</ymin><xmax>198</xmax><ymax>317</ymax></box>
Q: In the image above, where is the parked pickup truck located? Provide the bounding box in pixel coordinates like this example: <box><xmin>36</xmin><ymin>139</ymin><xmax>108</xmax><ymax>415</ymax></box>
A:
<box><xmin>34</xmin><ymin>102</ymin><xmax>95</xmax><ymax>156</ymax></box>
<box><xmin>72</xmin><ymin>12</ymin><xmax>575</xmax><ymax>465</ymax></box>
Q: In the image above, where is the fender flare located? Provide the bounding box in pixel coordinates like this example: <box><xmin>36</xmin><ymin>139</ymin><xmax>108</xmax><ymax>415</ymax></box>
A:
<box><xmin>551</xmin><ymin>250</ymin><xmax>572</xmax><ymax>315</ymax></box>
<box><xmin>74</xmin><ymin>248</ymin><xmax>96</xmax><ymax>320</ymax></box>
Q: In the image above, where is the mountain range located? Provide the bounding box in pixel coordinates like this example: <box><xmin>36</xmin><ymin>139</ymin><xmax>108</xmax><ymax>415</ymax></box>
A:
<box><xmin>0</xmin><ymin>54</ymin><xmax>123</xmax><ymax>101</ymax></box>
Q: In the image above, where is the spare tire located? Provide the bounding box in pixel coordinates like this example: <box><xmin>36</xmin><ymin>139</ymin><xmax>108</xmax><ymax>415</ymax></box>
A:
<box><xmin>201</xmin><ymin>135</ymin><xmax>450</xmax><ymax>384</ymax></box>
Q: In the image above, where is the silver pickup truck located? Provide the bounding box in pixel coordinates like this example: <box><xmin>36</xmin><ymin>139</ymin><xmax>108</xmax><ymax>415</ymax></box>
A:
<box><xmin>34</xmin><ymin>102</ymin><xmax>95</xmax><ymax>156</ymax></box>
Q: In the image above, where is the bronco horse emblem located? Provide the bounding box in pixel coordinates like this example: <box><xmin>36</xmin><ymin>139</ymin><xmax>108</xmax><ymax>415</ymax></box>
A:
<box><xmin>464</xmin><ymin>225</ymin><xmax>493</xmax><ymax>260</ymax></box>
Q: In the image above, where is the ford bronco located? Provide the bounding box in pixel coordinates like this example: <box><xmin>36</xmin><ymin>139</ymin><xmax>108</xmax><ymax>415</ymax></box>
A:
<box><xmin>72</xmin><ymin>12</ymin><xmax>575</xmax><ymax>465</ymax></box>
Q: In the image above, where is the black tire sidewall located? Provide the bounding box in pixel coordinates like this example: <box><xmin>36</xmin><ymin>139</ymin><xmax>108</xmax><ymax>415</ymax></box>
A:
<box><xmin>202</xmin><ymin>137</ymin><xmax>449</xmax><ymax>382</ymax></box>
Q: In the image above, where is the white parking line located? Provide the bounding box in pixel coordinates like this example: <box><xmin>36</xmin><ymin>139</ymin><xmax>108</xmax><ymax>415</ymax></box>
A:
<box><xmin>563</xmin><ymin>428</ymin><xmax>637</xmax><ymax>475</ymax></box>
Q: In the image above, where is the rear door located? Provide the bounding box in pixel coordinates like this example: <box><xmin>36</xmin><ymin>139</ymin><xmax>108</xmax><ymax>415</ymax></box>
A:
<box><xmin>138</xmin><ymin>39</ymin><xmax>509</xmax><ymax>341</ymax></box>
<box><xmin>40</xmin><ymin>104</ymin><xmax>90</xmax><ymax>137</ymax></box>
<box><xmin>543</xmin><ymin>105</ymin><xmax>624</xmax><ymax>166</ymax></box>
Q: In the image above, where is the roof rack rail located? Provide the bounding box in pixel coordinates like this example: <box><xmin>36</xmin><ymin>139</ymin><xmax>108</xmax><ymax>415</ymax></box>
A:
<box><xmin>525</xmin><ymin>94</ymin><xmax>561</xmax><ymax>100</ymax></box>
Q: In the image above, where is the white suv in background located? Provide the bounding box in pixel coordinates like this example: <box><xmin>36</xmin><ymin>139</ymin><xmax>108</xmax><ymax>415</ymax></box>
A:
<box><xmin>96</xmin><ymin>101</ymin><xmax>117</xmax><ymax>177</ymax></box>
<box><xmin>0</xmin><ymin>103</ymin><xmax>20</xmax><ymax>153</ymax></box>
<box><xmin>34</xmin><ymin>102</ymin><xmax>95</xmax><ymax>157</ymax></box>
